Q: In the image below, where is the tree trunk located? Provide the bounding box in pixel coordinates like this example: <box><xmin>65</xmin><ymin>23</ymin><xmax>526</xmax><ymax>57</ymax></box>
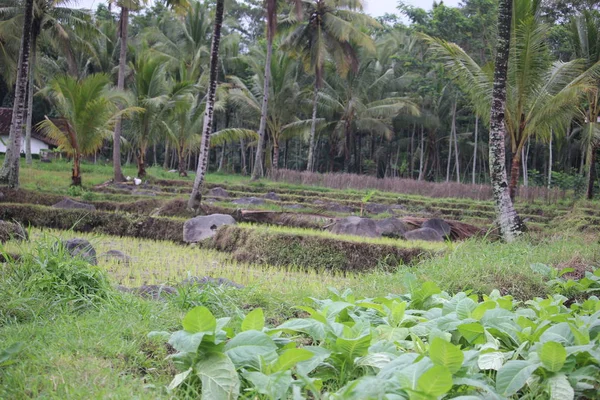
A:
<box><xmin>188</xmin><ymin>0</ymin><xmax>224</xmax><ymax>211</ymax></box>
<box><xmin>488</xmin><ymin>0</ymin><xmax>523</xmax><ymax>242</ymax></box>
<box><xmin>218</xmin><ymin>145</ymin><xmax>225</xmax><ymax>171</ymax></box>
<box><xmin>25</xmin><ymin>34</ymin><xmax>37</xmax><ymax>165</ymax></box>
<box><xmin>251</xmin><ymin>33</ymin><xmax>273</xmax><ymax>180</ymax></box>
<box><xmin>273</xmin><ymin>138</ymin><xmax>279</xmax><ymax>170</ymax></box>
<box><xmin>472</xmin><ymin>115</ymin><xmax>478</xmax><ymax>184</ymax></box>
<box><xmin>112</xmin><ymin>7</ymin><xmax>129</xmax><ymax>183</ymax></box>
<box><xmin>446</xmin><ymin>126</ymin><xmax>452</xmax><ymax>182</ymax></box>
<box><xmin>547</xmin><ymin>132</ymin><xmax>553</xmax><ymax>189</ymax></box>
<box><xmin>306</xmin><ymin>80</ymin><xmax>318</xmax><ymax>172</ymax></box>
<box><xmin>163</xmin><ymin>142</ymin><xmax>170</xmax><ymax>169</ymax></box>
<box><xmin>587</xmin><ymin>147</ymin><xmax>596</xmax><ymax>199</ymax></box>
<box><xmin>0</xmin><ymin>0</ymin><xmax>34</xmax><ymax>188</ymax></box>
<box><xmin>452</xmin><ymin>101</ymin><xmax>460</xmax><ymax>183</ymax></box>
<box><xmin>240</xmin><ymin>137</ymin><xmax>247</xmax><ymax>174</ymax></box>
<box><xmin>509</xmin><ymin>151</ymin><xmax>521</xmax><ymax>200</ymax></box>
<box><xmin>410</xmin><ymin>124</ymin><xmax>415</xmax><ymax>179</ymax></box>
<box><xmin>418</xmin><ymin>125</ymin><xmax>425</xmax><ymax>181</ymax></box>
<box><xmin>178</xmin><ymin>146</ymin><xmax>188</xmax><ymax>177</ymax></box>
<box><xmin>72</xmin><ymin>152</ymin><xmax>82</xmax><ymax>186</ymax></box>
<box><xmin>137</xmin><ymin>144</ymin><xmax>146</xmax><ymax>178</ymax></box>
<box><xmin>153</xmin><ymin>142</ymin><xmax>157</xmax><ymax>166</ymax></box>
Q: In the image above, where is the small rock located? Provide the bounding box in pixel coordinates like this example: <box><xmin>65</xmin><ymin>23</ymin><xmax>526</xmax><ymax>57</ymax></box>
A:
<box><xmin>133</xmin><ymin>285</ymin><xmax>177</xmax><ymax>300</ymax></box>
<box><xmin>181</xmin><ymin>276</ymin><xmax>244</xmax><ymax>289</ymax></box>
<box><xmin>62</xmin><ymin>238</ymin><xmax>97</xmax><ymax>265</ymax></box>
<box><xmin>366</xmin><ymin>203</ymin><xmax>392</xmax><ymax>215</ymax></box>
<box><xmin>326</xmin><ymin>203</ymin><xmax>354</xmax><ymax>213</ymax></box>
<box><xmin>403</xmin><ymin>228</ymin><xmax>444</xmax><ymax>242</ymax></box>
<box><xmin>263</xmin><ymin>192</ymin><xmax>280</xmax><ymax>201</ymax></box>
<box><xmin>232</xmin><ymin>197</ymin><xmax>265</xmax><ymax>205</ymax></box>
<box><xmin>208</xmin><ymin>187</ymin><xmax>229</xmax><ymax>198</ymax></box>
<box><xmin>183</xmin><ymin>214</ymin><xmax>237</xmax><ymax>243</ymax></box>
<box><xmin>52</xmin><ymin>198</ymin><xmax>96</xmax><ymax>211</ymax></box>
<box><xmin>422</xmin><ymin>218</ymin><xmax>451</xmax><ymax>238</ymax></box>
<box><xmin>168</xmin><ymin>169</ymin><xmax>178</xmax><ymax>173</ymax></box>
<box><xmin>0</xmin><ymin>221</ymin><xmax>28</xmax><ymax>243</ymax></box>
<box><xmin>376</xmin><ymin>218</ymin><xmax>409</xmax><ymax>238</ymax></box>
<box><xmin>102</xmin><ymin>250</ymin><xmax>131</xmax><ymax>265</ymax></box>
<box><xmin>330</xmin><ymin>217</ymin><xmax>379</xmax><ymax>238</ymax></box>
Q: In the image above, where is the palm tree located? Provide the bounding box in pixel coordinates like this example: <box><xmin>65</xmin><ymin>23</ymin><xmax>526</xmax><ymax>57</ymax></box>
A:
<box><xmin>188</xmin><ymin>0</ymin><xmax>225</xmax><ymax>211</ymax></box>
<box><xmin>230</xmin><ymin>40</ymin><xmax>311</xmax><ymax>170</ymax></box>
<box><xmin>129</xmin><ymin>51</ymin><xmax>170</xmax><ymax>178</ymax></box>
<box><xmin>319</xmin><ymin>57</ymin><xmax>419</xmax><ymax>173</ymax></box>
<box><xmin>0</xmin><ymin>0</ymin><xmax>33</xmax><ymax>188</ymax></box>
<box><xmin>568</xmin><ymin>11</ymin><xmax>600</xmax><ymax>199</ymax></box>
<box><xmin>423</xmin><ymin>0</ymin><xmax>596</xmax><ymax>199</ymax></box>
<box><xmin>488</xmin><ymin>0</ymin><xmax>522</xmax><ymax>241</ymax></box>
<box><xmin>283</xmin><ymin>0</ymin><xmax>379</xmax><ymax>172</ymax></box>
<box><xmin>37</xmin><ymin>74</ymin><xmax>139</xmax><ymax>186</ymax></box>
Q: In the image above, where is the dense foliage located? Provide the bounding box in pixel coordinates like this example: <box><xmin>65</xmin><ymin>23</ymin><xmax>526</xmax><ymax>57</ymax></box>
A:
<box><xmin>152</xmin><ymin>273</ymin><xmax>600</xmax><ymax>399</ymax></box>
<box><xmin>1</xmin><ymin>0</ymin><xmax>599</xmax><ymax>195</ymax></box>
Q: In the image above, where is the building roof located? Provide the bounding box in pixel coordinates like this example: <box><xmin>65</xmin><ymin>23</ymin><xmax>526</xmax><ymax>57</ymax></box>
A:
<box><xmin>0</xmin><ymin>107</ymin><xmax>59</xmax><ymax>146</ymax></box>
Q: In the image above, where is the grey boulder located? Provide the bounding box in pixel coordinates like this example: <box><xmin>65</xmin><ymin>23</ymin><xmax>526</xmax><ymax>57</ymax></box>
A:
<box><xmin>232</xmin><ymin>197</ymin><xmax>265</xmax><ymax>205</ymax></box>
<box><xmin>263</xmin><ymin>192</ymin><xmax>280</xmax><ymax>201</ymax></box>
<box><xmin>0</xmin><ymin>221</ymin><xmax>28</xmax><ymax>243</ymax></box>
<box><xmin>330</xmin><ymin>217</ymin><xmax>379</xmax><ymax>238</ymax></box>
<box><xmin>181</xmin><ymin>276</ymin><xmax>244</xmax><ymax>289</ymax></box>
<box><xmin>63</xmin><ymin>238</ymin><xmax>97</xmax><ymax>265</ymax></box>
<box><xmin>52</xmin><ymin>198</ymin><xmax>96</xmax><ymax>211</ymax></box>
<box><xmin>101</xmin><ymin>250</ymin><xmax>131</xmax><ymax>265</ymax></box>
<box><xmin>376</xmin><ymin>218</ymin><xmax>409</xmax><ymax>238</ymax></box>
<box><xmin>403</xmin><ymin>228</ymin><xmax>444</xmax><ymax>242</ymax></box>
<box><xmin>208</xmin><ymin>187</ymin><xmax>229</xmax><ymax>198</ymax></box>
<box><xmin>183</xmin><ymin>214</ymin><xmax>236</xmax><ymax>243</ymax></box>
<box><xmin>422</xmin><ymin>218</ymin><xmax>451</xmax><ymax>238</ymax></box>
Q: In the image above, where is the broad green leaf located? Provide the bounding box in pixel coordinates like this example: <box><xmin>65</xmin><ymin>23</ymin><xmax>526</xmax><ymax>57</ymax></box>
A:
<box><xmin>471</xmin><ymin>301</ymin><xmax>496</xmax><ymax>320</ymax></box>
<box><xmin>183</xmin><ymin>306</ymin><xmax>216</xmax><ymax>334</ymax></box>
<box><xmin>547</xmin><ymin>374</ymin><xmax>574</xmax><ymax>400</ymax></box>
<box><xmin>496</xmin><ymin>360</ymin><xmax>540</xmax><ymax>396</ymax></box>
<box><xmin>477</xmin><ymin>352</ymin><xmax>504</xmax><ymax>371</ymax></box>
<box><xmin>224</xmin><ymin>330</ymin><xmax>277</xmax><ymax>369</ymax></box>
<box><xmin>296</xmin><ymin>346</ymin><xmax>331</xmax><ymax>376</ymax></box>
<box><xmin>274</xmin><ymin>319</ymin><xmax>326</xmax><ymax>341</ymax></box>
<box><xmin>168</xmin><ymin>331</ymin><xmax>206</xmax><ymax>353</ymax></box>
<box><xmin>539</xmin><ymin>323</ymin><xmax>574</xmax><ymax>345</ymax></box>
<box><xmin>195</xmin><ymin>352</ymin><xmax>240</xmax><ymax>400</ymax></box>
<box><xmin>355</xmin><ymin>353</ymin><xmax>393</xmax><ymax>370</ymax></box>
<box><xmin>389</xmin><ymin>301</ymin><xmax>407</xmax><ymax>326</ymax></box>
<box><xmin>429</xmin><ymin>337</ymin><xmax>464</xmax><ymax>374</ymax></box>
<box><xmin>270</xmin><ymin>348</ymin><xmax>314</xmax><ymax>373</ymax></box>
<box><xmin>242</xmin><ymin>309</ymin><xmax>265</xmax><ymax>332</ymax></box>
<box><xmin>456</xmin><ymin>298</ymin><xmax>477</xmax><ymax>320</ymax></box>
<box><xmin>458</xmin><ymin>323</ymin><xmax>486</xmax><ymax>344</ymax></box>
<box><xmin>167</xmin><ymin>368</ymin><xmax>192</xmax><ymax>391</ymax></box>
<box><xmin>335</xmin><ymin>334</ymin><xmax>372</xmax><ymax>362</ymax></box>
<box><xmin>538</xmin><ymin>341</ymin><xmax>567</xmax><ymax>372</ymax></box>
<box><xmin>416</xmin><ymin>365</ymin><xmax>453</xmax><ymax>397</ymax></box>
<box><xmin>243</xmin><ymin>371</ymin><xmax>292</xmax><ymax>400</ymax></box>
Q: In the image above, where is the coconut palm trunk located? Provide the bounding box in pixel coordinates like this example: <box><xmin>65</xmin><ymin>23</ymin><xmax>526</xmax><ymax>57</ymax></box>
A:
<box><xmin>488</xmin><ymin>0</ymin><xmax>523</xmax><ymax>242</ymax></box>
<box><xmin>25</xmin><ymin>34</ymin><xmax>37</xmax><ymax>165</ymax></box>
<box><xmin>188</xmin><ymin>0</ymin><xmax>224</xmax><ymax>211</ymax></box>
<box><xmin>0</xmin><ymin>0</ymin><xmax>34</xmax><ymax>188</ymax></box>
<box><xmin>251</xmin><ymin>0</ymin><xmax>276</xmax><ymax>180</ymax></box>
<box><xmin>306</xmin><ymin>80</ymin><xmax>319</xmax><ymax>172</ymax></box>
<box><xmin>472</xmin><ymin>115</ymin><xmax>478</xmax><ymax>184</ymax></box>
<box><xmin>112</xmin><ymin>6</ymin><xmax>129</xmax><ymax>183</ymax></box>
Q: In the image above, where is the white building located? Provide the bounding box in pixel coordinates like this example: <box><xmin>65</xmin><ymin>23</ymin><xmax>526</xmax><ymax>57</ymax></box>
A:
<box><xmin>0</xmin><ymin>108</ymin><xmax>57</xmax><ymax>155</ymax></box>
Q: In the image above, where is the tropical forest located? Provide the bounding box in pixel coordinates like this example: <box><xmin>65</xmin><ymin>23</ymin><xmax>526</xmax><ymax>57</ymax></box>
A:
<box><xmin>1</xmin><ymin>0</ymin><xmax>600</xmax><ymax>398</ymax></box>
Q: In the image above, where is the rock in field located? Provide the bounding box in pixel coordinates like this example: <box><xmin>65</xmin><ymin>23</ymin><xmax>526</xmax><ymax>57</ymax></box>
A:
<box><xmin>330</xmin><ymin>217</ymin><xmax>379</xmax><ymax>238</ymax></box>
<box><xmin>232</xmin><ymin>197</ymin><xmax>265</xmax><ymax>205</ymax></box>
<box><xmin>0</xmin><ymin>221</ymin><xmax>28</xmax><ymax>243</ymax></box>
<box><xmin>263</xmin><ymin>192</ymin><xmax>280</xmax><ymax>201</ymax></box>
<box><xmin>422</xmin><ymin>218</ymin><xmax>451</xmax><ymax>238</ymax></box>
<box><xmin>101</xmin><ymin>250</ymin><xmax>131</xmax><ymax>265</ymax></box>
<box><xmin>52</xmin><ymin>198</ymin><xmax>96</xmax><ymax>211</ymax></box>
<box><xmin>403</xmin><ymin>228</ymin><xmax>444</xmax><ymax>242</ymax></box>
<box><xmin>208</xmin><ymin>187</ymin><xmax>229</xmax><ymax>198</ymax></box>
<box><xmin>134</xmin><ymin>285</ymin><xmax>177</xmax><ymax>300</ymax></box>
<box><xmin>376</xmin><ymin>218</ymin><xmax>409</xmax><ymax>238</ymax></box>
<box><xmin>183</xmin><ymin>214</ymin><xmax>236</xmax><ymax>243</ymax></box>
<box><xmin>366</xmin><ymin>203</ymin><xmax>392</xmax><ymax>215</ymax></box>
<box><xmin>62</xmin><ymin>238</ymin><xmax>97</xmax><ymax>265</ymax></box>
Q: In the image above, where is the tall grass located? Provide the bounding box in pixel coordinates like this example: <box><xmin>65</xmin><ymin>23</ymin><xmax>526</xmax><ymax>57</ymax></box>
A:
<box><xmin>268</xmin><ymin>169</ymin><xmax>570</xmax><ymax>202</ymax></box>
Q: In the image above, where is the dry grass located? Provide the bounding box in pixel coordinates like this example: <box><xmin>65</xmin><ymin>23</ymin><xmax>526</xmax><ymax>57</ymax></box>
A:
<box><xmin>268</xmin><ymin>169</ymin><xmax>570</xmax><ymax>202</ymax></box>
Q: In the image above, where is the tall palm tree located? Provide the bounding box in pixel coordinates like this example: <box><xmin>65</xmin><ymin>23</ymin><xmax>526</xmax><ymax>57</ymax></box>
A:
<box><xmin>568</xmin><ymin>11</ymin><xmax>600</xmax><ymax>199</ymax></box>
<box><xmin>251</xmin><ymin>0</ymin><xmax>300</xmax><ymax>180</ymax></box>
<box><xmin>230</xmin><ymin>40</ymin><xmax>311</xmax><ymax>170</ymax></box>
<box><xmin>188</xmin><ymin>0</ymin><xmax>225</xmax><ymax>211</ymax></box>
<box><xmin>320</xmin><ymin>57</ymin><xmax>419</xmax><ymax>173</ymax></box>
<box><xmin>487</xmin><ymin>0</ymin><xmax>522</xmax><ymax>242</ymax></box>
<box><xmin>37</xmin><ymin>74</ymin><xmax>139</xmax><ymax>186</ymax></box>
<box><xmin>423</xmin><ymin>0</ymin><xmax>597</xmax><ymax>199</ymax></box>
<box><xmin>283</xmin><ymin>0</ymin><xmax>379</xmax><ymax>172</ymax></box>
<box><xmin>0</xmin><ymin>0</ymin><xmax>33</xmax><ymax>188</ymax></box>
